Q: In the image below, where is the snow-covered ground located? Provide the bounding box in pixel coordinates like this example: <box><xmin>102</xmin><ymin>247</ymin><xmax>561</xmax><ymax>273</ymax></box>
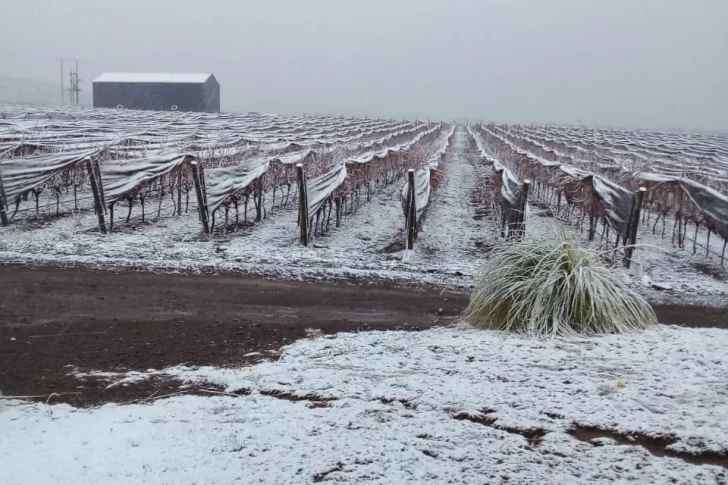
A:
<box><xmin>1</xmin><ymin>127</ymin><xmax>727</xmax><ymax>302</ymax></box>
<box><xmin>408</xmin><ymin>127</ymin><xmax>490</xmax><ymax>274</ymax></box>
<box><xmin>3</xmin><ymin>325</ymin><xmax>728</xmax><ymax>484</ymax></box>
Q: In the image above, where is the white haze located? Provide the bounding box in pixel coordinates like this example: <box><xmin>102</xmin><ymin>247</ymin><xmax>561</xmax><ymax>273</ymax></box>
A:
<box><xmin>1</xmin><ymin>0</ymin><xmax>726</xmax><ymax>131</ymax></box>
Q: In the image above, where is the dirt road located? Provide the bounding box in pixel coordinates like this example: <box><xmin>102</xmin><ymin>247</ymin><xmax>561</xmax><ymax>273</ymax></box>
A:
<box><xmin>1</xmin><ymin>264</ymin><xmax>726</xmax><ymax>406</ymax></box>
<box><xmin>0</xmin><ymin>265</ymin><xmax>462</xmax><ymax>405</ymax></box>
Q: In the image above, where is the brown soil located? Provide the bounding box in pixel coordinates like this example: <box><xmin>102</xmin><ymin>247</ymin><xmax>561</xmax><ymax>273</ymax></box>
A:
<box><xmin>0</xmin><ymin>265</ymin><xmax>460</xmax><ymax>407</ymax></box>
<box><xmin>569</xmin><ymin>425</ymin><xmax>728</xmax><ymax>469</ymax></box>
<box><xmin>383</xmin><ymin>231</ymin><xmax>406</xmax><ymax>253</ymax></box>
<box><xmin>454</xmin><ymin>411</ymin><xmax>728</xmax><ymax>468</ymax></box>
<box><xmin>1</xmin><ymin>264</ymin><xmax>726</xmax><ymax>407</ymax></box>
<box><xmin>454</xmin><ymin>411</ymin><xmax>546</xmax><ymax>447</ymax></box>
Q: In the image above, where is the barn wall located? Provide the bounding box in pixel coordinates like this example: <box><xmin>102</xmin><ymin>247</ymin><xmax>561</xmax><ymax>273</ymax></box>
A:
<box><xmin>201</xmin><ymin>76</ymin><xmax>221</xmax><ymax>112</ymax></box>
<box><xmin>92</xmin><ymin>82</ymin><xmax>207</xmax><ymax>112</ymax></box>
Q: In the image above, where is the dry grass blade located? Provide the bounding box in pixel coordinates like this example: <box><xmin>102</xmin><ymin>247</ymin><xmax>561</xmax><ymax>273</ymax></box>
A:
<box><xmin>466</xmin><ymin>231</ymin><xmax>657</xmax><ymax>338</ymax></box>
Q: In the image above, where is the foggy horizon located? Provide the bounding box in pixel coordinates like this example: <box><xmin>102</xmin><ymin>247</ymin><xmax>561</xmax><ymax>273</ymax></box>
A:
<box><xmin>1</xmin><ymin>0</ymin><xmax>726</xmax><ymax>131</ymax></box>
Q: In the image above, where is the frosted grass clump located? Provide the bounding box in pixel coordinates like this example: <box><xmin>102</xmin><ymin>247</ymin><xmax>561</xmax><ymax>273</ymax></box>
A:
<box><xmin>466</xmin><ymin>232</ymin><xmax>657</xmax><ymax>338</ymax></box>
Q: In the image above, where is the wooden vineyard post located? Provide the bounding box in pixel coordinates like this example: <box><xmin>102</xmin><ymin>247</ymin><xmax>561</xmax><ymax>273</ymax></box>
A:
<box><xmin>588</xmin><ymin>213</ymin><xmax>597</xmax><ymax>241</ymax></box>
<box><xmin>334</xmin><ymin>197</ymin><xmax>341</xmax><ymax>228</ymax></box>
<box><xmin>296</xmin><ymin>163</ymin><xmax>309</xmax><ymax>246</ymax></box>
<box><xmin>191</xmin><ymin>161</ymin><xmax>209</xmax><ymax>234</ymax></box>
<box><xmin>93</xmin><ymin>159</ymin><xmax>106</xmax><ymax>211</ymax></box>
<box><xmin>556</xmin><ymin>190</ymin><xmax>561</xmax><ymax>215</ymax></box>
<box><xmin>515</xmin><ymin>179</ymin><xmax>531</xmax><ymax>241</ymax></box>
<box><xmin>0</xmin><ymin>169</ymin><xmax>8</xmax><ymax>226</ymax></box>
<box><xmin>623</xmin><ymin>187</ymin><xmax>647</xmax><ymax>269</ymax></box>
<box><xmin>406</xmin><ymin>169</ymin><xmax>416</xmax><ymax>250</ymax></box>
<box><xmin>176</xmin><ymin>170</ymin><xmax>183</xmax><ymax>216</ymax></box>
<box><xmin>86</xmin><ymin>159</ymin><xmax>107</xmax><ymax>234</ymax></box>
<box><xmin>198</xmin><ymin>159</ymin><xmax>208</xmax><ymax>210</ymax></box>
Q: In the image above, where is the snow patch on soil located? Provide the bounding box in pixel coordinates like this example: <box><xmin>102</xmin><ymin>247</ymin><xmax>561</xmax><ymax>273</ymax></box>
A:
<box><xmin>11</xmin><ymin>325</ymin><xmax>726</xmax><ymax>484</ymax></box>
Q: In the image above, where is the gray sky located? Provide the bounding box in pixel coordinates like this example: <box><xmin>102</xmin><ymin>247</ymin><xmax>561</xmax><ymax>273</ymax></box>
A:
<box><xmin>1</xmin><ymin>0</ymin><xmax>726</xmax><ymax>131</ymax></box>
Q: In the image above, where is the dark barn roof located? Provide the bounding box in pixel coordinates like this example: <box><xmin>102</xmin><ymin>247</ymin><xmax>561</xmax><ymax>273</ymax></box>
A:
<box><xmin>93</xmin><ymin>73</ymin><xmax>220</xmax><ymax>113</ymax></box>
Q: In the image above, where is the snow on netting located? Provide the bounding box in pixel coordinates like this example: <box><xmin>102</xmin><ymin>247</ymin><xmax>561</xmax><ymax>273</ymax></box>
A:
<box><xmin>640</xmin><ymin>172</ymin><xmax>728</xmax><ymax>241</ymax></box>
<box><xmin>400</xmin><ymin>126</ymin><xmax>456</xmax><ymax>221</ymax></box>
<box><xmin>400</xmin><ymin>167</ymin><xmax>433</xmax><ymax>221</ymax></box>
<box><xmin>590</xmin><ymin>174</ymin><xmax>634</xmax><ymax>238</ymax></box>
<box><xmin>558</xmin><ymin>164</ymin><xmax>634</xmax><ymax>239</ymax></box>
<box><xmin>100</xmin><ymin>154</ymin><xmax>192</xmax><ymax>206</ymax></box>
<box><xmin>271</xmin><ymin>149</ymin><xmax>316</xmax><ymax>166</ymax></box>
<box><xmin>0</xmin><ymin>149</ymin><xmax>100</xmax><ymax>202</ymax></box>
<box><xmin>469</xmin><ymin>126</ymin><xmax>524</xmax><ymax>228</ymax></box>
<box><xmin>203</xmin><ymin>148</ymin><xmax>326</xmax><ymax>216</ymax></box>
<box><xmin>204</xmin><ymin>159</ymin><xmax>271</xmax><ymax>214</ymax></box>
<box><xmin>306</xmin><ymin>164</ymin><xmax>347</xmax><ymax>216</ymax></box>
<box><xmin>479</xmin><ymin>123</ymin><xmax>728</xmax><ymax>247</ymax></box>
<box><xmin>346</xmin><ymin>125</ymin><xmax>441</xmax><ymax>166</ymax></box>
<box><xmin>482</xmin><ymin>126</ymin><xmax>635</xmax><ymax>239</ymax></box>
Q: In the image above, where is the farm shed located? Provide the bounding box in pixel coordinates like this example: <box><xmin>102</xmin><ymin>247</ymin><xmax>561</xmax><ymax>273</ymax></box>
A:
<box><xmin>93</xmin><ymin>73</ymin><xmax>220</xmax><ymax>113</ymax></box>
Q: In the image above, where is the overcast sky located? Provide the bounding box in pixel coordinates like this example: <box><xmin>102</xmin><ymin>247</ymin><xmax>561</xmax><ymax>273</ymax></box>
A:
<box><xmin>1</xmin><ymin>0</ymin><xmax>726</xmax><ymax>131</ymax></box>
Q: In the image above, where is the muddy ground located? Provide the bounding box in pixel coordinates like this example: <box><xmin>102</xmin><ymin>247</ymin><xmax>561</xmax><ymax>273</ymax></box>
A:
<box><xmin>1</xmin><ymin>264</ymin><xmax>726</xmax><ymax>407</ymax></box>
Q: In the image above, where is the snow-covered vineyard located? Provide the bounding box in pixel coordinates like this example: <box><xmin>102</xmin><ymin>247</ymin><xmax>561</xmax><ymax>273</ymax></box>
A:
<box><xmin>474</xmin><ymin>124</ymin><xmax>728</xmax><ymax>263</ymax></box>
<box><xmin>3</xmin><ymin>104</ymin><xmax>728</xmax><ymax>484</ymax></box>
<box><xmin>0</xmin><ymin>104</ymin><xmax>444</xmax><ymax>235</ymax></box>
<box><xmin>1</xmin><ymin>104</ymin><xmax>727</xmax><ymax>299</ymax></box>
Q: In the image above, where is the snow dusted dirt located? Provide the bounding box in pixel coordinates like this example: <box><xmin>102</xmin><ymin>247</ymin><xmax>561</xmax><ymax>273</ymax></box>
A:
<box><xmin>407</xmin><ymin>127</ymin><xmax>491</xmax><ymax>275</ymax></box>
<box><xmin>3</xmin><ymin>325</ymin><xmax>728</xmax><ymax>484</ymax></box>
<box><xmin>3</xmin><ymin>264</ymin><xmax>724</xmax><ymax>407</ymax></box>
<box><xmin>2</xmin><ymin>262</ymin><xmax>728</xmax><ymax>483</ymax></box>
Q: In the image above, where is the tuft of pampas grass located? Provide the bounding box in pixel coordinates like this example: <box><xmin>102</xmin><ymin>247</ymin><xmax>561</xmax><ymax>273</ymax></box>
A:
<box><xmin>465</xmin><ymin>231</ymin><xmax>657</xmax><ymax>338</ymax></box>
